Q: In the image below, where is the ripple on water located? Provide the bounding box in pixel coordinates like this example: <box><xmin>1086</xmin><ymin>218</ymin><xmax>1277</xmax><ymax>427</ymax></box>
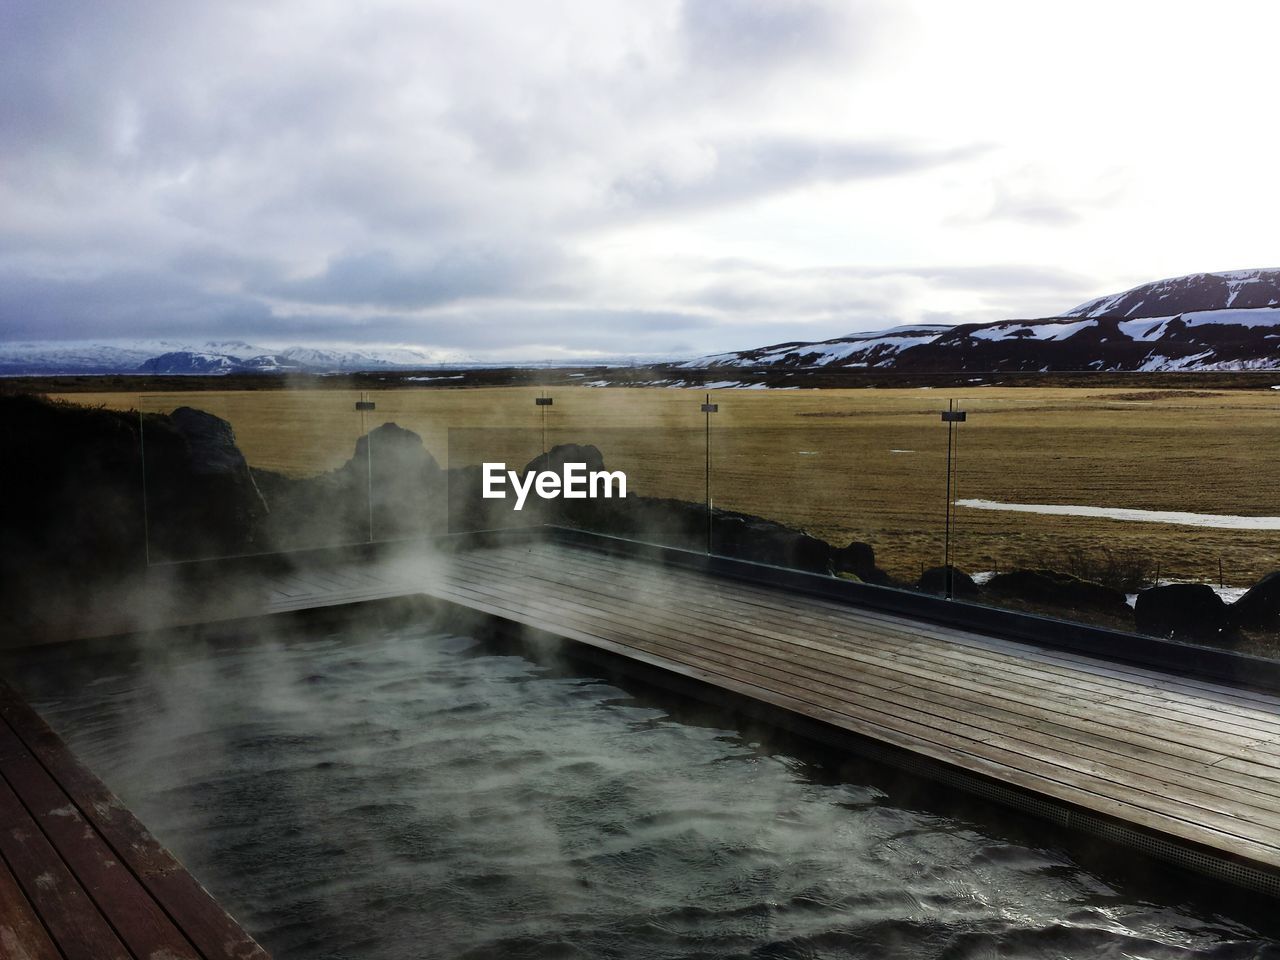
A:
<box><xmin>10</xmin><ymin>628</ymin><xmax>1280</xmax><ymax>960</ymax></box>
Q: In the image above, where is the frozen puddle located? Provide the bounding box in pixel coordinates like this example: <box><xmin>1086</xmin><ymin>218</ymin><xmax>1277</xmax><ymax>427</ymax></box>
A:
<box><xmin>955</xmin><ymin>499</ymin><xmax>1280</xmax><ymax>530</ymax></box>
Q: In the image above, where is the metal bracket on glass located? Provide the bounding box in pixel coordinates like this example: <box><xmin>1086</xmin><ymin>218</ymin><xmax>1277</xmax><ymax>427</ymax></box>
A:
<box><xmin>701</xmin><ymin>403</ymin><xmax>719</xmax><ymax>413</ymax></box>
<box><xmin>355</xmin><ymin>401</ymin><xmax>376</xmax><ymax>411</ymax></box>
<box><xmin>535</xmin><ymin>397</ymin><xmax>553</xmax><ymax>406</ymax></box>
<box><xmin>941</xmin><ymin>410</ymin><xmax>966</xmax><ymax>422</ymax></box>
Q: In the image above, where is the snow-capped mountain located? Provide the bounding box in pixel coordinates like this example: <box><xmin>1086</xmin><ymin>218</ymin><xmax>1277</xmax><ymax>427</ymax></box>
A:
<box><xmin>0</xmin><ymin>338</ymin><xmax>660</xmax><ymax>375</ymax></box>
<box><xmin>0</xmin><ymin>339</ymin><xmax>473</xmax><ymax>375</ymax></box>
<box><xmin>689</xmin><ymin>269</ymin><xmax>1280</xmax><ymax>373</ymax></box>
<box><xmin>681</xmin><ymin>325</ymin><xmax>949</xmax><ymax>369</ymax></box>
<box><xmin>1066</xmin><ymin>269</ymin><xmax>1280</xmax><ymax>320</ymax></box>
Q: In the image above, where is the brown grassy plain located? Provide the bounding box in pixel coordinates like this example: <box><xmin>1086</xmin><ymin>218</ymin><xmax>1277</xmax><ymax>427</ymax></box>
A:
<box><xmin>55</xmin><ymin>385</ymin><xmax>1280</xmax><ymax>588</ymax></box>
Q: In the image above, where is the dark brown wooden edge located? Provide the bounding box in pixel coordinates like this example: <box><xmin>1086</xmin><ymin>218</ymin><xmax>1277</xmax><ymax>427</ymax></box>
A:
<box><xmin>0</xmin><ymin>681</ymin><xmax>271</xmax><ymax>960</ymax></box>
<box><xmin>453</xmin><ymin>599</ymin><xmax>1280</xmax><ymax>902</ymax></box>
<box><xmin>115</xmin><ymin>521</ymin><xmax>1280</xmax><ymax>695</ymax></box>
<box><xmin>543</xmin><ymin>526</ymin><xmax>1280</xmax><ymax>696</ymax></box>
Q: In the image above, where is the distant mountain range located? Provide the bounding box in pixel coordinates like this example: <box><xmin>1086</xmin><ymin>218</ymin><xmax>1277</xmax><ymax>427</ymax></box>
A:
<box><xmin>687</xmin><ymin>269</ymin><xmax>1280</xmax><ymax>372</ymax></box>
<box><xmin>0</xmin><ymin>339</ymin><xmax>469</xmax><ymax>376</ymax></box>
<box><xmin>5</xmin><ymin>269</ymin><xmax>1280</xmax><ymax>376</ymax></box>
<box><xmin>0</xmin><ymin>338</ymin><xmax>662</xmax><ymax>376</ymax></box>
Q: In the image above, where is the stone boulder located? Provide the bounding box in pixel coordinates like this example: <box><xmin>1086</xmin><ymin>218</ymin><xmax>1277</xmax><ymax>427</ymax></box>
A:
<box><xmin>170</xmin><ymin>407</ymin><xmax>255</xmax><ymax>477</ymax></box>
<box><xmin>522</xmin><ymin>443</ymin><xmax>607</xmax><ymax>477</ymax></box>
<box><xmin>349</xmin><ymin>423</ymin><xmax>445</xmax><ymax>538</ymax></box>
<box><xmin>147</xmin><ymin>406</ymin><xmax>269</xmax><ymax>558</ymax></box>
<box><xmin>831</xmin><ymin>541</ymin><xmax>894</xmax><ymax>586</ymax></box>
<box><xmin>985</xmin><ymin>568</ymin><xmax>1130</xmax><ymax>617</ymax></box>
<box><xmin>1227</xmin><ymin>572</ymin><xmax>1280</xmax><ymax>632</ymax></box>
<box><xmin>712</xmin><ymin>514</ymin><xmax>832</xmax><ymax>574</ymax></box>
<box><xmin>1134</xmin><ymin>583</ymin><xmax>1230</xmax><ymax>642</ymax></box>
<box><xmin>256</xmin><ymin>422</ymin><xmax>448</xmax><ymax>546</ymax></box>
<box><xmin>918</xmin><ymin>566</ymin><xmax>979</xmax><ymax>598</ymax></box>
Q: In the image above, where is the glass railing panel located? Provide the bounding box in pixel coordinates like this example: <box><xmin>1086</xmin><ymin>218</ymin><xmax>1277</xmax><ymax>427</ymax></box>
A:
<box><xmin>536</xmin><ymin>386</ymin><xmax>709</xmax><ymax>549</ymax></box>
<box><xmin>951</xmin><ymin>387</ymin><xmax>1280</xmax><ymax>654</ymax></box>
<box><xmin>440</xmin><ymin>386</ymin><xmax>545</xmax><ymax>536</ymax></box>
<box><xmin>709</xmin><ymin>388</ymin><xmax>951</xmax><ymax>586</ymax></box>
<box><xmin>2</xmin><ymin>392</ymin><xmax>152</xmax><ymax>630</ymax></box>
<box><xmin>356</xmin><ymin>388</ymin><xmax>446</xmax><ymax>543</ymax></box>
<box><xmin>139</xmin><ymin>390</ymin><xmax>366</xmax><ymax>560</ymax></box>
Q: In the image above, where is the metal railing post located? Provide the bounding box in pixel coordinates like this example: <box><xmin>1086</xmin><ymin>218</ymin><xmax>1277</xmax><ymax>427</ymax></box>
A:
<box><xmin>941</xmin><ymin>402</ymin><xmax>967</xmax><ymax>599</ymax></box>
<box><xmin>701</xmin><ymin>394</ymin><xmax>718</xmax><ymax>554</ymax></box>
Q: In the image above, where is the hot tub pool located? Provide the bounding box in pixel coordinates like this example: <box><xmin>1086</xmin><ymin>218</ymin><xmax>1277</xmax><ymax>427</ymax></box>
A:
<box><xmin>6</xmin><ymin>611</ymin><xmax>1277</xmax><ymax>959</ymax></box>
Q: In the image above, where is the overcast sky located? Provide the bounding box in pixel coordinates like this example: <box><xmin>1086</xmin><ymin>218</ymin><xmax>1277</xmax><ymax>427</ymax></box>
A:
<box><xmin>3</xmin><ymin>0</ymin><xmax>1279</xmax><ymax>361</ymax></box>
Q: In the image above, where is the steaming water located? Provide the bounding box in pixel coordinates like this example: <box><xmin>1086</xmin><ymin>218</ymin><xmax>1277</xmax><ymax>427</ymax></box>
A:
<box><xmin>9</xmin><ymin>625</ymin><xmax>1279</xmax><ymax>959</ymax></box>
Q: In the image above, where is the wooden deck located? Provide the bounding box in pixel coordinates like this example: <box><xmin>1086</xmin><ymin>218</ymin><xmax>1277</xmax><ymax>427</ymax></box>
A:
<box><xmin>262</xmin><ymin>538</ymin><xmax>1280</xmax><ymax>893</ymax></box>
<box><xmin>0</xmin><ymin>681</ymin><xmax>269</xmax><ymax>960</ymax></box>
<box><xmin>8</xmin><ymin>532</ymin><xmax>1278</xmax><ymax>954</ymax></box>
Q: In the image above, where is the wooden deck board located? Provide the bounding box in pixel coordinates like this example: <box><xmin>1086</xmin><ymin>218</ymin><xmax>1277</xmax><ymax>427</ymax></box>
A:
<box><xmin>16</xmin><ymin>531</ymin><xmax>1278</xmax><ymax>955</ymax></box>
<box><xmin>430</xmin><ymin>569</ymin><xmax>1280</xmax><ymax>857</ymax></box>
<box><xmin>80</xmin><ymin>534</ymin><xmax>1274</xmax><ymax>896</ymax></box>
<box><xmin>0</xmin><ymin>682</ymin><xmax>270</xmax><ymax>960</ymax></box>
<box><xmin>0</xmin><ymin>855</ymin><xmax>62</xmax><ymax>960</ymax></box>
<box><xmin>247</xmin><ymin>540</ymin><xmax>1280</xmax><ymax>883</ymax></box>
<box><xmin>399</xmin><ymin>541</ymin><xmax>1280</xmax><ymax>881</ymax></box>
<box><xmin>506</xmin><ymin>548</ymin><xmax>1280</xmax><ymax>750</ymax></box>
<box><xmin>443</xmin><ymin>557</ymin><xmax>1280</xmax><ymax>804</ymax></box>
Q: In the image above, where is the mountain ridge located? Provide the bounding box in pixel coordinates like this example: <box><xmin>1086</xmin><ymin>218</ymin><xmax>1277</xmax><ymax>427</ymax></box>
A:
<box><xmin>0</xmin><ymin>340</ymin><xmax>478</xmax><ymax>376</ymax></box>
<box><xmin>5</xmin><ymin>269</ymin><xmax>1280</xmax><ymax>375</ymax></box>
<box><xmin>689</xmin><ymin>269</ymin><xmax>1280</xmax><ymax>373</ymax></box>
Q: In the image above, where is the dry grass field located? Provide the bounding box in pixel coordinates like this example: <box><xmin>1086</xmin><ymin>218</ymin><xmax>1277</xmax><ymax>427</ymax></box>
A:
<box><xmin>55</xmin><ymin>385</ymin><xmax>1280</xmax><ymax>589</ymax></box>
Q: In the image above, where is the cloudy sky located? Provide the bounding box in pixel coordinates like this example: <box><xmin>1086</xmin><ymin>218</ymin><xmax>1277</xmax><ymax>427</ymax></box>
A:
<box><xmin>3</xmin><ymin>0</ymin><xmax>1279</xmax><ymax>361</ymax></box>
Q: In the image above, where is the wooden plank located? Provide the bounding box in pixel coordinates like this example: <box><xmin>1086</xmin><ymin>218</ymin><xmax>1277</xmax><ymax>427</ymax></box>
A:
<box><xmin>0</xmin><ymin>684</ymin><xmax>271</xmax><ymax>960</ymax></box>
<box><xmin>424</xmin><ymin>547</ymin><xmax>1280</xmax><ymax>865</ymax></box>
<box><xmin>491</xmin><ymin>547</ymin><xmax>1280</xmax><ymax>743</ymax></box>
<box><xmin>430</xmin><ymin>574</ymin><xmax>1280</xmax><ymax>845</ymax></box>
<box><xmin>420</xmin><ymin>582</ymin><xmax>1280</xmax><ymax>866</ymax></box>
<box><xmin>535</xmin><ymin>541</ymin><xmax>1280</xmax><ymax>712</ymax></box>
<box><xmin>268</xmin><ymin>584</ymin><xmax>412</xmax><ymax>614</ymax></box>
<box><xmin>0</xmin><ymin>776</ymin><xmax>131</xmax><ymax>960</ymax></box>
<box><xmin>1</xmin><ymin>748</ymin><xmax>201</xmax><ymax>960</ymax></box>
<box><xmin>460</xmin><ymin>551</ymin><xmax>1280</xmax><ymax>770</ymax></box>
<box><xmin>446</xmin><ymin>563</ymin><xmax>1280</xmax><ymax>796</ymax></box>
<box><xmin>0</xmin><ymin>856</ymin><xmax>62</xmax><ymax>960</ymax></box>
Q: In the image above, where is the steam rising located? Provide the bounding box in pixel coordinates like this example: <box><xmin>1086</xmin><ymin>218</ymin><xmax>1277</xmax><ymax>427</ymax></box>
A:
<box><xmin>8</xmin><ymin>617</ymin><xmax>1274</xmax><ymax>959</ymax></box>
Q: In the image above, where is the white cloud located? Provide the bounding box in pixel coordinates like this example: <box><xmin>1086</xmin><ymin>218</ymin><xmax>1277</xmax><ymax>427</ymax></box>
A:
<box><xmin>1</xmin><ymin>0</ymin><xmax>1277</xmax><ymax>358</ymax></box>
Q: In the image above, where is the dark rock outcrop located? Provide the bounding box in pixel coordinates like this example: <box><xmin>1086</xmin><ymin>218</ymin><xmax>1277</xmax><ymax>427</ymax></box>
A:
<box><xmin>0</xmin><ymin>394</ymin><xmax>276</xmax><ymax>639</ymax></box>
<box><xmin>1228</xmin><ymin>572</ymin><xmax>1280</xmax><ymax>632</ymax></box>
<box><xmin>140</xmin><ymin>407</ymin><xmax>270</xmax><ymax>559</ymax></box>
<box><xmin>354</xmin><ymin>422</ymin><xmax>445</xmax><ymax>539</ymax></box>
<box><xmin>918</xmin><ymin>566</ymin><xmax>979</xmax><ymax>598</ymax></box>
<box><xmin>985</xmin><ymin>568</ymin><xmax>1130</xmax><ymax>617</ymax></box>
<box><xmin>1134</xmin><ymin>583</ymin><xmax>1231</xmax><ymax>642</ymax></box>
<box><xmin>711</xmin><ymin>514</ymin><xmax>831</xmax><ymax>574</ymax></box>
<box><xmin>258</xmin><ymin>422</ymin><xmax>448</xmax><ymax>545</ymax></box>
<box><xmin>831</xmin><ymin>541</ymin><xmax>894</xmax><ymax>586</ymax></box>
<box><xmin>523</xmin><ymin>443</ymin><xmax>607</xmax><ymax>477</ymax></box>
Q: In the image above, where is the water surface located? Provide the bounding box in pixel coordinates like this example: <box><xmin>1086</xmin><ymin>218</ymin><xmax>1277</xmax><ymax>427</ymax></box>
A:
<box><xmin>9</xmin><ymin>622</ymin><xmax>1279</xmax><ymax>959</ymax></box>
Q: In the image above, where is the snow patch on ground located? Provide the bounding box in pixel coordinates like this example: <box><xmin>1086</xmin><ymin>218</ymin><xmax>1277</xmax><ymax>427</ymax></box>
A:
<box><xmin>1119</xmin><ymin>308</ymin><xmax>1280</xmax><ymax>342</ymax></box>
<box><xmin>683</xmin><ymin>326</ymin><xmax>945</xmax><ymax>369</ymax></box>
<box><xmin>967</xmin><ymin>319</ymin><xmax>1093</xmax><ymax>342</ymax></box>
<box><xmin>956</xmin><ymin>499</ymin><xmax>1280</xmax><ymax>530</ymax></box>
